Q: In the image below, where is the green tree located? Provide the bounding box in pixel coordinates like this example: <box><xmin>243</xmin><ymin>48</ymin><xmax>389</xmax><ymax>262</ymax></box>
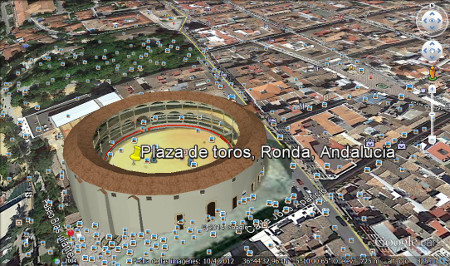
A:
<box><xmin>0</xmin><ymin>156</ymin><xmax>8</xmax><ymax>178</ymax></box>
<box><xmin>28</xmin><ymin>139</ymin><xmax>55</xmax><ymax>174</ymax></box>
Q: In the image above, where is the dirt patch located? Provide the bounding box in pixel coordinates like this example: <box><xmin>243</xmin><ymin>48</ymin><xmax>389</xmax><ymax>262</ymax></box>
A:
<box><xmin>64</xmin><ymin>83</ymin><xmax>77</xmax><ymax>95</ymax></box>
<box><xmin>0</xmin><ymin>133</ymin><xmax>7</xmax><ymax>154</ymax></box>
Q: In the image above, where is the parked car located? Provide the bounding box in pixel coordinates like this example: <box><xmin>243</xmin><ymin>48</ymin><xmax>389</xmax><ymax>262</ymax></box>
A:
<box><xmin>296</xmin><ymin>179</ymin><xmax>304</xmax><ymax>186</ymax></box>
<box><xmin>336</xmin><ymin>216</ymin><xmax>347</xmax><ymax>227</ymax></box>
<box><xmin>304</xmin><ymin>187</ymin><xmax>312</xmax><ymax>194</ymax></box>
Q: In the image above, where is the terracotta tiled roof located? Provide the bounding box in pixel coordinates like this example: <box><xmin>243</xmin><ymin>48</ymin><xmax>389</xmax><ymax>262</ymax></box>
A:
<box><xmin>430</xmin><ymin>207</ymin><xmax>449</xmax><ymax>219</ymax></box>
<box><xmin>311</xmin><ymin>112</ymin><xmax>344</xmax><ymax>135</ymax></box>
<box><xmin>330</xmin><ymin>105</ymin><xmax>366</xmax><ymax>126</ymax></box>
<box><xmin>427</xmin><ymin>142</ymin><xmax>450</xmax><ymax>162</ymax></box>
<box><xmin>249</xmin><ymin>81</ymin><xmax>291</xmax><ymax>101</ymax></box>
<box><xmin>429</xmin><ymin>219</ymin><xmax>449</xmax><ymax>238</ymax></box>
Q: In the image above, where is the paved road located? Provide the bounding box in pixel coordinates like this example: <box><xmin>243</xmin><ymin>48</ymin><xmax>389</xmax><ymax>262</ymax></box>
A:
<box><xmin>259</xmin><ymin>36</ymin><xmax>424</xmax><ymax>103</ymax></box>
<box><xmin>263</xmin><ymin>127</ymin><xmax>371</xmax><ymax>257</ymax></box>
<box><xmin>237</xmin><ymin>0</ymin><xmax>427</xmax><ymax>104</ymax></box>
<box><xmin>1</xmin><ymin>93</ymin><xmax>20</xmax><ymax>122</ymax></box>
<box><xmin>292</xmin><ymin>6</ymin><xmax>439</xmax><ymax>102</ymax></box>
<box><xmin>324</xmin><ymin>113</ymin><xmax>450</xmax><ymax>189</ymax></box>
<box><xmin>55</xmin><ymin>0</ymin><xmax>64</xmax><ymax>14</ymax></box>
<box><xmin>30</xmin><ymin>17</ymin><xmax>59</xmax><ymax>35</ymax></box>
<box><xmin>30</xmin><ymin>17</ymin><xmax>86</xmax><ymax>36</ymax></box>
<box><xmin>170</xmin><ymin>1</ymin><xmax>371</xmax><ymax>257</ymax></box>
<box><xmin>292</xmin><ymin>167</ymin><xmax>370</xmax><ymax>256</ymax></box>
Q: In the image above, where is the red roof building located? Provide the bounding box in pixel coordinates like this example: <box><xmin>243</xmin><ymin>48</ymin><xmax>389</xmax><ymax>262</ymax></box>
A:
<box><xmin>429</xmin><ymin>219</ymin><xmax>450</xmax><ymax>238</ymax></box>
<box><xmin>430</xmin><ymin>207</ymin><xmax>450</xmax><ymax>222</ymax></box>
<box><xmin>427</xmin><ymin>142</ymin><xmax>450</xmax><ymax>162</ymax></box>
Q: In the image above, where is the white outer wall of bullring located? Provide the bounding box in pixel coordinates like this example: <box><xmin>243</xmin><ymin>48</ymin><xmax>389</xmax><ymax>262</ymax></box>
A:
<box><xmin>66</xmin><ymin>157</ymin><xmax>265</xmax><ymax>235</ymax></box>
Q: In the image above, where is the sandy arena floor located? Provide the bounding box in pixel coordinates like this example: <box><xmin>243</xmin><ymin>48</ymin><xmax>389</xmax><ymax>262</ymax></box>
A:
<box><xmin>108</xmin><ymin>128</ymin><xmax>229</xmax><ymax>174</ymax></box>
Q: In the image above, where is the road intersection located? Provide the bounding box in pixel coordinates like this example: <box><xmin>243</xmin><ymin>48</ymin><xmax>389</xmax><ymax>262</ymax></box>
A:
<box><xmin>166</xmin><ymin>1</ymin><xmax>373</xmax><ymax>257</ymax></box>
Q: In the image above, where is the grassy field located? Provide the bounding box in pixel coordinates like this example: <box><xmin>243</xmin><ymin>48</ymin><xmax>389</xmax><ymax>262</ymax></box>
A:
<box><xmin>109</xmin><ymin>128</ymin><xmax>229</xmax><ymax>174</ymax></box>
<box><xmin>10</xmin><ymin>29</ymin><xmax>201</xmax><ymax>109</ymax></box>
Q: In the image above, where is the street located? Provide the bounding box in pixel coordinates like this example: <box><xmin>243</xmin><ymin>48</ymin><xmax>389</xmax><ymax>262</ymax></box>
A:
<box><xmin>2</xmin><ymin>1</ymin><xmax>449</xmax><ymax>265</ymax></box>
<box><xmin>217</xmin><ymin>0</ymin><xmax>428</xmax><ymax>104</ymax></box>
<box><xmin>324</xmin><ymin>112</ymin><xmax>450</xmax><ymax>189</ymax></box>
<box><xmin>166</xmin><ymin>1</ymin><xmax>373</xmax><ymax>257</ymax></box>
<box><xmin>265</xmin><ymin>127</ymin><xmax>371</xmax><ymax>257</ymax></box>
<box><xmin>55</xmin><ymin>0</ymin><xmax>64</xmax><ymax>14</ymax></box>
<box><xmin>293</xmin><ymin>167</ymin><xmax>370</xmax><ymax>256</ymax></box>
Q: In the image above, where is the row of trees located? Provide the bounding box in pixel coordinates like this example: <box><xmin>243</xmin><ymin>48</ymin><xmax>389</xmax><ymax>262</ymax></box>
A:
<box><xmin>0</xmin><ymin>116</ymin><xmax>28</xmax><ymax>190</ymax></box>
<box><xmin>10</xmin><ymin>31</ymin><xmax>200</xmax><ymax>110</ymax></box>
<box><xmin>0</xmin><ymin>115</ymin><xmax>54</xmax><ymax>184</ymax></box>
<box><xmin>0</xmin><ymin>113</ymin><xmax>62</xmax><ymax>264</ymax></box>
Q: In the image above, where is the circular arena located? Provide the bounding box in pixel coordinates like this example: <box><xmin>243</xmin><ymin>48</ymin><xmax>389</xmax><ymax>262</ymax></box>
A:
<box><xmin>63</xmin><ymin>91</ymin><xmax>267</xmax><ymax>234</ymax></box>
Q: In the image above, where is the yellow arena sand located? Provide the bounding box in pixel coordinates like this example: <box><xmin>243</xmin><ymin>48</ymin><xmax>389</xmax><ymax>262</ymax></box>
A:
<box><xmin>108</xmin><ymin>128</ymin><xmax>229</xmax><ymax>174</ymax></box>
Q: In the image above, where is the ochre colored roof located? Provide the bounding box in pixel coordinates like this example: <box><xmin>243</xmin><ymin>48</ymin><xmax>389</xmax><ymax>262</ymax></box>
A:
<box><xmin>330</xmin><ymin>105</ymin><xmax>366</xmax><ymax>126</ymax></box>
<box><xmin>249</xmin><ymin>81</ymin><xmax>291</xmax><ymax>101</ymax></box>
<box><xmin>311</xmin><ymin>111</ymin><xmax>344</xmax><ymax>136</ymax></box>
<box><xmin>63</xmin><ymin>91</ymin><xmax>266</xmax><ymax>195</ymax></box>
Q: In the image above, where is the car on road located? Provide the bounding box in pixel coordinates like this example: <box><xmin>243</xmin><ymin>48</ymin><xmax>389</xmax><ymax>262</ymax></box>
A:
<box><xmin>273</xmin><ymin>228</ymin><xmax>283</xmax><ymax>236</ymax></box>
<box><xmin>336</xmin><ymin>216</ymin><xmax>347</xmax><ymax>227</ymax></box>
<box><xmin>304</xmin><ymin>187</ymin><xmax>312</xmax><ymax>194</ymax></box>
<box><xmin>296</xmin><ymin>179</ymin><xmax>304</xmax><ymax>186</ymax></box>
<box><xmin>394</xmin><ymin>188</ymin><xmax>408</xmax><ymax>197</ymax></box>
